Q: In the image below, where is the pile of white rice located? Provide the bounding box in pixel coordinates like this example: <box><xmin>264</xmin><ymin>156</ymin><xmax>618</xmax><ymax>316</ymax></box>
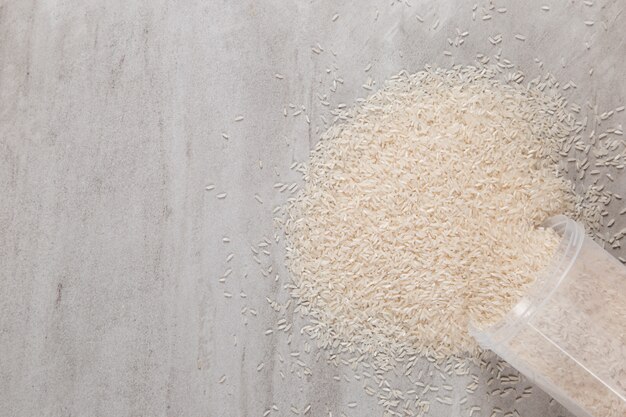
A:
<box><xmin>283</xmin><ymin>66</ymin><xmax>578</xmax><ymax>360</ymax></box>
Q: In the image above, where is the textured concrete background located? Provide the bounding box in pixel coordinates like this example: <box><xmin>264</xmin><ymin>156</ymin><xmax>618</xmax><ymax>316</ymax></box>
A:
<box><xmin>1</xmin><ymin>1</ymin><xmax>624</xmax><ymax>416</ymax></box>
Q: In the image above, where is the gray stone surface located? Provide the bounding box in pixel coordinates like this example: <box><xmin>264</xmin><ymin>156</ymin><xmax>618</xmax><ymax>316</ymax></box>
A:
<box><xmin>1</xmin><ymin>1</ymin><xmax>624</xmax><ymax>416</ymax></box>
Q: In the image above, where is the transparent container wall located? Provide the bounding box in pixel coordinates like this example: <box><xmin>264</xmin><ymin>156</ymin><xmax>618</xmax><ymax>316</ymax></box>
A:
<box><xmin>471</xmin><ymin>216</ymin><xmax>626</xmax><ymax>417</ymax></box>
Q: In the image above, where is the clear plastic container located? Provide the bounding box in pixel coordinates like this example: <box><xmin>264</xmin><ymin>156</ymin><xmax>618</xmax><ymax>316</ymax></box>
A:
<box><xmin>470</xmin><ymin>215</ymin><xmax>626</xmax><ymax>417</ymax></box>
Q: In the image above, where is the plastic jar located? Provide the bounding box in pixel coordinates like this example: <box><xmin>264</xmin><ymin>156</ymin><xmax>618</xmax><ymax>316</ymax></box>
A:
<box><xmin>470</xmin><ymin>215</ymin><xmax>626</xmax><ymax>417</ymax></box>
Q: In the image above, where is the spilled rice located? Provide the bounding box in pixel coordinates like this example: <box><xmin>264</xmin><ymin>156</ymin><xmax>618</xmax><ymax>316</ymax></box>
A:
<box><xmin>282</xmin><ymin>66</ymin><xmax>582</xmax><ymax>360</ymax></box>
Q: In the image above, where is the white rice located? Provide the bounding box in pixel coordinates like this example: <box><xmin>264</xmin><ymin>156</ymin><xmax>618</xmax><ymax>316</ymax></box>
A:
<box><xmin>282</xmin><ymin>66</ymin><xmax>578</xmax><ymax>360</ymax></box>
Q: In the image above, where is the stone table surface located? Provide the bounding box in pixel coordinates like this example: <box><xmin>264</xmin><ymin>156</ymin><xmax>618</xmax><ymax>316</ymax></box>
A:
<box><xmin>1</xmin><ymin>1</ymin><xmax>625</xmax><ymax>416</ymax></box>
